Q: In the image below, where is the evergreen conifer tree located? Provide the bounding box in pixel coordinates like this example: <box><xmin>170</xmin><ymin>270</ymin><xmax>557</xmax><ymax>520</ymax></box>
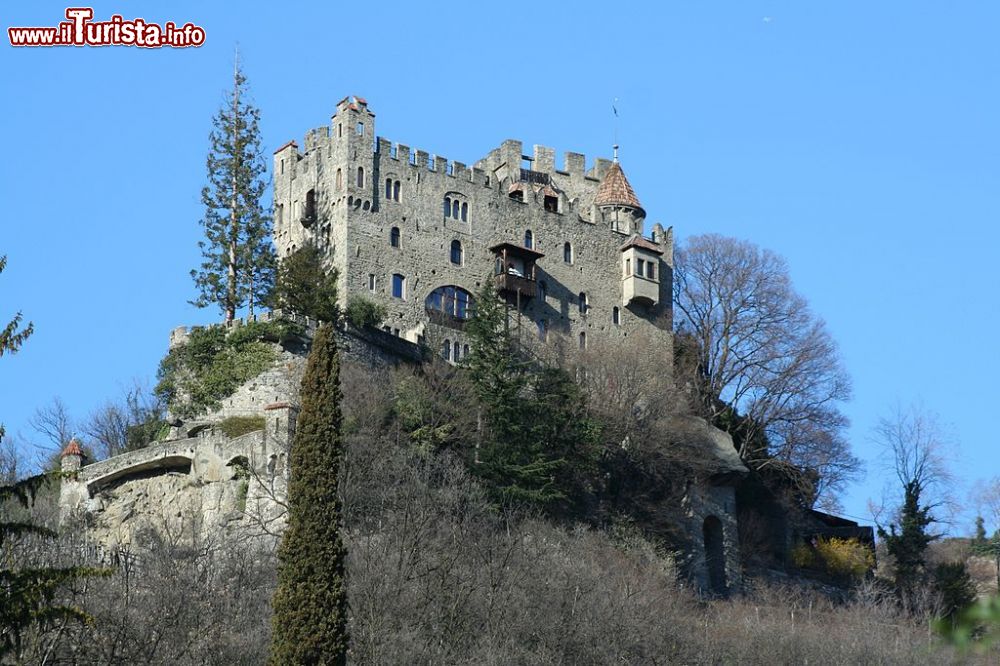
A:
<box><xmin>191</xmin><ymin>58</ymin><xmax>275</xmax><ymax>322</ymax></box>
<box><xmin>269</xmin><ymin>243</ymin><xmax>339</xmax><ymax>323</ymax></box>
<box><xmin>270</xmin><ymin>324</ymin><xmax>348</xmax><ymax>665</ymax></box>
<box><xmin>0</xmin><ymin>254</ymin><xmax>105</xmax><ymax>660</ymax></box>
<box><xmin>878</xmin><ymin>480</ymin><xmax>938</xmax><ymax>599</ymax></box>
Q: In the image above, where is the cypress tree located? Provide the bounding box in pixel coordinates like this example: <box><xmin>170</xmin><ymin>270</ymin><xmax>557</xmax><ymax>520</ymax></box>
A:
<box><xmin>270</xmin><ymin>323</ymin><xmax>348</xmax><ymax>665</ymax></box>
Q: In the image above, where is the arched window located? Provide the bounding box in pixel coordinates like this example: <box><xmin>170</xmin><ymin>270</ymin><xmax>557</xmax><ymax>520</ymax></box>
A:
<box><xmin>392</xmin><ymin>273</ymin><xmax>405</xmax><ymax>299</ymax></box>
<box><xmin>450</xmin><ymin>240</ymin><xmax>463</xmax><ymax>265</ymax></box>
<box><xmin>452</xmin><ymin>200</ymin><xmax>460</xmax><ymax>219</ymax></box>
<box><xmin>442</xmin><ymin>339</ymin><xmax>452</xmax><ymax>361</ymax></box>
<box><xmin>390</xmin><ymin>227</ymin><xmax>400</xmax><ymax>248</ymax></box>
<box><xmin>276</xmin><ymin>204</ymin><xmax>284</xmax><ymax>227</ymax></box>
<box><xmin>335</xmin><ymin>168</ymin><xmax>343</xmax><ymax>190</ymax></box>
<box><xmin>385</xmin><ymin>178</ymin><xmax>392</xmax><ymax>199</ymax></box>
<box><xmin>452</xmin><ymin>342</ymin><xmax>461</xmax><ymax>361</ymax></box>
<box><xmin>425</xmin><ymin>285</ymin><xmax>475</xmax><ymax>326</ymax></box>
<box><xmin>357</xmin><ymin>166</ymin><xmax>364</xmax><ymax>188</ymax></box>
<box><xmin>524</xmin><ymin>229</ymin><xmax>533</xmax><ymax>249</ymax></box>
<box><xmin>563</xmin><ymin>242</ymin><xmax>573</xmax><ymax>264</ymax></box>
<box><xmin>444</xmin><ymin>197</ymin><xmax>451</xmax><ymax>218</ymax></box>
<box><xmin>612</xmin><ymin>306</ymin><xmax>620</xmax><ymax>325</ymax></box>
<box><xmin>538</xmin><ymin>280</ymin><xmax>547</xmax><ymax>302</ymax></box>
<box><xmin>393</xmin><ymin>180</ymin><xmax>401</xmax><ymax>202</ymax></box>
<box><xmin>578</xmin><ymin>292</ymin><xmax>588</xmax><ymax>314</ymax></box>
<box><xmin>579</xmin><ymin>331</ymin><xmax>587</xmax><ymax>350</ymax></box>
<box><xmin>461</xmin><ymin>202</ymin><xmax>468</xmax><ymax>222</ymax></box>
<box><xmin>463</xmin><ymin>343</ymin><xmax>469</xmax><ymax>358</ymax></box>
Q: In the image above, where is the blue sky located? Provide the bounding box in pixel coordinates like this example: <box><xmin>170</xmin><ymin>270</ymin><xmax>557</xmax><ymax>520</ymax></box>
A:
<box><xmin>2</xmin><ymin>2</ymin><xmax>998</xmax><ymax>532</ymax></box>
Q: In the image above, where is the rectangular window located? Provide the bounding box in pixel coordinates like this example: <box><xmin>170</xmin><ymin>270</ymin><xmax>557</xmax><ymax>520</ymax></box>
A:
<box><xmin>368</xmin><ymin>274</ymin><xmax>376</xmax><ymax>291</ymax></box>
<box><xmin>637</xmin><ymin>258</ymin><xmax>645</xmax><ymax>276</ymax></box>
<box><xmin>625</xmin><ymin>258</ymin><xmax>630</xmax><ymax>277</ymax></box>
<box><xmin>392</xmin><ymin>273</ymin><xmax>405</xmax><ymax>299</ymax></box>
<box><xmin>646</xmin><ymin>262</ymin><xmax>655</xmax><ymax>279</ymax></box>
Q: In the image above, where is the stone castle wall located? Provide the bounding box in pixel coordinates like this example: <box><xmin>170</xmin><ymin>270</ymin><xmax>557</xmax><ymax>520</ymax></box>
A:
<box><xmin>271</xmin><ymin>96</ymin><xmax>674</xmax><ymax>364</ymax></box>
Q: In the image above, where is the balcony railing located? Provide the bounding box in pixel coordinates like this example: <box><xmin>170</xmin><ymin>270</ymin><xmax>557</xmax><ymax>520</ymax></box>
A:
<box><xmin>494</xmin><ymin>273</ymin><xmax>536</xmax><ymax>299</ymax></box>
<box><xmin>519</xmin><ymin>168</ymin><xmax>550</xmax><ymax>185</ymax></box>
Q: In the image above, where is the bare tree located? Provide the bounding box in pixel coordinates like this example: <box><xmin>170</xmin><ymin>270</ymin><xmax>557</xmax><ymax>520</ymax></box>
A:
<box><xmin>84</xmin><ymin>381</ymin><xmax>165</xmax><ymax>459</ymax></box>
<box><xmin>873</xmin><ymin>403</ymin><xmax>955</xmax><ymax>521</ymax></box>
<box><xmin>673</xmin><ymin>233</ymin><xmax>858</xmax><ymax>505</ymax></box>
<box><xmin>26</xmin><ymin>396</ymin><xmax>76</xmax><ymax>467</ymax></box>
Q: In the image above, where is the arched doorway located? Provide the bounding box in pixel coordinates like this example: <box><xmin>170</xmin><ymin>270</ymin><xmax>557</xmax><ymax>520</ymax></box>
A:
<box><xmin>703</xmin><ymin>515</ymin><xmax>727</xmax><ymax>594</ymax></box>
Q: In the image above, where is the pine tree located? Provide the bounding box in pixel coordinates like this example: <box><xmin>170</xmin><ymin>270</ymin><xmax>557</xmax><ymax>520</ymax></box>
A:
<box><xmin>464</xmin><ymin>283</ymin><xmax>598</xmax><ymax>506</ymax></box>
<box><xmin>975</xmin><ymin>516</ymin><xmax>988</xmax><ymax>543</ymax></box>
<box><xmin>270</xmin><ymin>324</ymin><xmax>348</xmax><ymax>665</ymax></box>
<box><xmin>269</xmin><ymin>243</ymin><xmax>339</xmax><ymax>322</ymax></box>
<box><xmin>878</xmin><ymin>480</ymin><xmax>938</xmax><ymax>599</ymax></box>
<box><xmin>0</xmin><ymin>255</ymin><xmax>104</xmax><ymax>660</ymax></box>
<box><xmin>191</xmin><ymin>57</ymin><xmax>275</xmax><ymax>323</ymax></box>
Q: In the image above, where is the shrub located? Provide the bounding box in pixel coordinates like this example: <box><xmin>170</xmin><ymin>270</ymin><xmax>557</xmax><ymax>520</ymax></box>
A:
<box><xmin>815</xmin><ymin>537</ymin><xmax>875</xmax><ymax>582</ymax></box>
<box><xmin>156</xmin><ymin>320</ymin><xmax>300</xmax><ymax>419</ymax></box>
<box><xmin>792</xmin><ymin>537</ymin><xmax>874</xmax><ymax>583</ymax></box>
<box><xmin>345</xmin><ymin>297</ymin><xmax>386</xmax><ymax>329</ymax></box>
<box><xmin>217</xmin><ymin>415</ymin><xmax>266</xmax><ymax>438</ymax></box>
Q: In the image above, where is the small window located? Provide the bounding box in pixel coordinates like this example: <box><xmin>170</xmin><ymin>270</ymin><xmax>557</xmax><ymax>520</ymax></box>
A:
<box><xmin>392</xmin><ymin>273</ymin><xmax>405</xmax><ymax>299</ymax></box>
<box><xmin>450</xmin><ymin>240</ymin><xmax>463</xmax><ymax>265</ymax></box>
<box><xmin>385</xmin><ymin>178</ymin><xmax>392</xmax><ymax>200</ymax></box>
<box><xmin>442</xmin><ymin>339</ymin><xmax>452</xmax><ymax>361</ymax></box>
<box><xmin>463</xmin><ymin>343</ymin><xmax>469</xmax><ymax>358</ymax></box>
<box><xmin>637</xmin><ymin>258</ymin><xmax>645</xmax><ymax>276</ymax></box>
<box><xmin>537</xmin><ymin>319</ymin><xmax>548</xmax><ymax>342</ymax></box>
<box><xmin>524</xmin><ymin>230</ymin><xmax>533</xmax><ymax>249</ymax></box>
<box><xmin>509</xmin><ymin>189</ymin><xmax>524</xmax><ymax>202</ymax></box>
<box><xmin>563</xmin><ymin>242</ymin><xmax>573</xmax><ymax>264</ymax></box>
<box><xmin>393</xmin><ymin>180</ymin><xmax>401</xmax><ymax>202</ymax></box>
<box><xmin>338</xmin><ymin>124</ymin><xmax>343</xmax><ymax>138</ymax></box>
<box><xmin>304</xmin><ymin>189</ymin><xmax>316</xmax><ymax>222</ymax></box>
<box><xmin>276</xmin><ymin>203</ymin><xmax>284</xmax><ymax>227</ymax></box>
<box><xmin>452</xmin><ymin>200</ymin><xmax>460</xmax><ymax>219</ymax></box>
<box><xmin>444</xmin><ymin>197</ymin><xmax>451</xmax><ymax>218</ymax></box>
<box><xmin>538</xmin><ymin>280</ymin><xmax>547</xmax><ymax>302</ymax></box>
<box><xmin>453</xmin><ymin>342</ymin><xmax>461</xmax><ymax>362</ymax></box>
<box><xmin>356</xmin><ymin>122</ymin><xmax>364</xmax><ymax>135</ymax></box>
<box><xmin>461</xmin><ymin>202</ymin><xmax>468</xmax><ymax>222</ymax></box>
<box><xmin>336</xmin><ymin>168</ymin><xmax>343</xmax><ymax>190</ymax></box>
<box><xmin>544</xmin><ymin>194</ymin><xmax>558</xmax><ymax>213</ymax></box>
<box><xmin>579</xmin><ymin>292</ymin><xmax>588</xmax><ymax>314</ymax></box>
<box><xmin>368</xmin><ymin>274</ymin><xmax>376</xmax><ymax>291</ymax></box>
<box><xmin>579</xmin><ymin>331</ymin><xmax>587</xmax><ymax>350</ymax></box>
<box><xmin>280</xmin><ymin>159</ymin><xmax>285</xmax><ymax>174</ymax></box>
<box><xmin>612</xmin><ymin>306</ymin><xmax>620</xmax><ymax>325</ymax></box>
<box><xmin>357</xmin><ymin>166</ymin><xmax>364</xmax><ymax>188</ymax></box>
<box><xmin>390</xmin><ymin>227</ymin><xmax>400</xmax><ymax>248</ymax></box>
<box><xmin>625</xmin><ymin>258</ymin><xmax>630</xmax><ymax>277</ymax></box>
<box><xmin>646</xmin><ymin>262</ymin><xmax>655</xmax><ymax>280</ymax></box>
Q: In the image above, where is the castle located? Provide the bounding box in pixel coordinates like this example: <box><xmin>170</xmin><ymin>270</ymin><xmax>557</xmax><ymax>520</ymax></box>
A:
<box><xmin>56</xmin><ymin>97</ymin><xmax>754</xmax><ymax>594</ymax></box>
<box><xmin>271</xmin><ymin>96</ymin><xmax>674</xmax><ymax>361</ymax></box>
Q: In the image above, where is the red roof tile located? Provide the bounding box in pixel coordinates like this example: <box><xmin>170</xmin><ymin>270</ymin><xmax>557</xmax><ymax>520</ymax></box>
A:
<box><xmin>61</xmin><ymin>438</ymin><xmax>83</xmax><ymax>458</ymax></box>
<box><xmin>594</xmin><ymin>162</ymin><xmax>644</xmax><ymax>214</ymax></box>
<box><xmin>620</xmin><ymin>234</ymin><xmax>663</xmax><ymax>255</ymax></box>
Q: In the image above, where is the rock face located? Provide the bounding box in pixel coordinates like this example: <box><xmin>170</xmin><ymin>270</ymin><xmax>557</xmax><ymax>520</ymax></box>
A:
<box><xmin>61</xmin><ymin>405</ymin><xmax>297</xmax><ymax>547</ymax></box>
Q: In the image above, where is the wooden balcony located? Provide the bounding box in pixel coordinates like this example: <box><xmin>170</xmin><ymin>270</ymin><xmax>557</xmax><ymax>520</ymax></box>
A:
<box><xmin>494</xmin><ymin>273</ymin><xmax>536</xmax><ymax>299</ymax></box>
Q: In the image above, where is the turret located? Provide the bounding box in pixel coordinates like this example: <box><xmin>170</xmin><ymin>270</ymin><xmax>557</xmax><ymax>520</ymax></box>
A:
<box><xmin>593</xmin><ymin>146</ymin><xmax>646</xmax><ymax>235</ymax></box>
<box><xmin>60</xmin><ymin>437</ymin><xmax>84</xmax><ymax>472</ymax></box>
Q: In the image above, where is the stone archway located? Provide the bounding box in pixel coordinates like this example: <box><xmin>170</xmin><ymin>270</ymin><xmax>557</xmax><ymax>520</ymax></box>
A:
<box><xmin>703</xmin><ymin>515</ymin><xmax>727</xmax><ymax>594</ymax></box>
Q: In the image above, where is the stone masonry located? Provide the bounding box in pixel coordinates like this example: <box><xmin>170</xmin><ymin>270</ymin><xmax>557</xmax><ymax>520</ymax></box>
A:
<box><xmin>272</xmin><ymin>96</ymin><xmax>674</xmax><ymax>363</ymax></box>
